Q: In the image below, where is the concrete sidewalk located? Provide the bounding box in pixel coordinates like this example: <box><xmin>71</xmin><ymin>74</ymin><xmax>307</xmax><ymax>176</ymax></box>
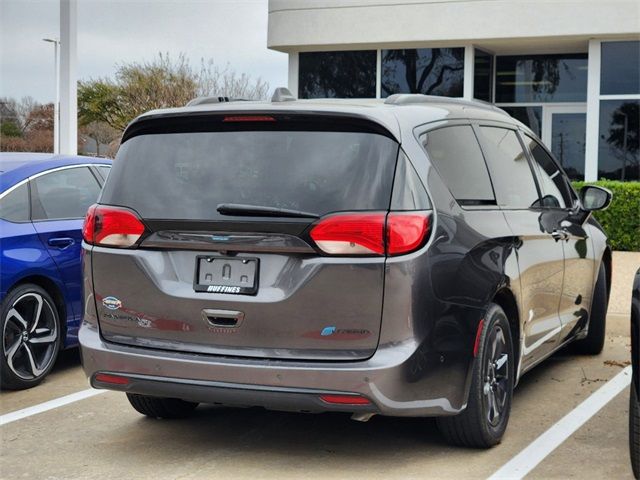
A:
<box><xmin>609</xmin><ymin>251</ymin><xmax>640</xmax><ymax>316</ymax></box>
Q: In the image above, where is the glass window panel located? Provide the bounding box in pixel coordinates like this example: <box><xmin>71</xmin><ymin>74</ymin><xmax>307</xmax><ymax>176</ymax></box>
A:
<box><xmin>104</xmin><ymin>130</ymin><xmax>399</xmax><ymax>220</ymax></box>
<box><xmin>299</xmin><ymin>51</ymin><xmax>376</xmax><ymax>99</ymax></box>
<box><xmin>495</xmin><ymin>54</ymin><xmax>588</xmax><ymax>103</ymax></box>
<box><xmin>500</xmin><ymin>106</ymin><xmax>542</xmax><ymax>137</ymax></box>
<box><xmin>525</xmin><ymin>135</ymin><xmax>573</xmax><ymax>208</ymax></box>
<box><xmin>422</xmin><ymin>125</ymin><xmax>495</xmax><ymax>204</ymax></box>
<box><xmin>0</xmin><ymin>183</ymin><xmax>29</xmax><ymax>222</ymax></box>
<box><xmin>601</xmin><ymin>41</ymin><xmax>640</xmax><ymax>95</ymax></box>
<box><xmin>474</xmin><ymin>49</ymin><xmax>493</xmax><ymax>102</ymax></box>
<box><xmin>598</xmin><ymin>100</ymin><xmax>640</xmax><ymax>181</ymax></box>
<box><xmin>98</xmin><ymin>165</ymin><xmax>111</xmax><ymax>181</ymax></box>
<box><xmin>381</xmin><ymin>48</ymin><xmax>464</xmax><ymax>97</ymax></box>
<box><xmin>550</xmin><ymin>113</ymin><xmax>586</xmax><ymax>181</ymax></box>
<box><xmin>477</xmin><ymin>127</ymin><xmax>539</xmax><ymax>209</ymax></box>
<box><xmin>31</xmin><ymin>167</ymin><xmax>102</xmax><ymax>220</ymax></box>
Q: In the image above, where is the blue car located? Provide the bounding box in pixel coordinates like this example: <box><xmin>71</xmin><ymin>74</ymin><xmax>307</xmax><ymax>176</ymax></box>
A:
<box><xmin>0</xmin><ymin>153</ymin><xmax>111</xmax><ymax>389</ymax></box>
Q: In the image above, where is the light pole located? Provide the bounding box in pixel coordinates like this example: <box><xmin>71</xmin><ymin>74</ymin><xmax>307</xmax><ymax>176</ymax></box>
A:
<box><xmin>42</xmin><ymin>37</ymin><xmax>60</xmax><ymax>154</ymax></box>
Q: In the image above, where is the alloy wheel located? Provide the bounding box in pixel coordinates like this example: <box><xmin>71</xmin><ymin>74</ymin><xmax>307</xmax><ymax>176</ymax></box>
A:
<box><xmin>483</xmin><ymin>324</ymin><xmax>509</xmax><ymax>427</ymax></box>
<box><xmin>2</xmin><ymin>292</ymin><xmax>58</xmax><ymax>381</ymax></box>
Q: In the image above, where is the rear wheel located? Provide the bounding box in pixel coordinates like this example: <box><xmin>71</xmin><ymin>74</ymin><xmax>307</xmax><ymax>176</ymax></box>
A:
<box><xmin>127</xmin><ymin>393</ymin><xmax>199</xmax><ymax>419</ymax></box>
<box><xmin>574</xmin><ymin>263</ymin><xmax>607</xmax><ymax>355</ymax></box>
<box><xmin>1</xmin><ymin>284</ymin><xmax>61</xmax><ymax>390</ymax></box>
<box><xmin>437</xmin><ymin>303</ymin><xmax>514</xmax><ymax>448</ymax></box>
<box><xmin>631</xmin><ymin>384</ymin><xmax>640</xmax><ymax>478</ymax></box>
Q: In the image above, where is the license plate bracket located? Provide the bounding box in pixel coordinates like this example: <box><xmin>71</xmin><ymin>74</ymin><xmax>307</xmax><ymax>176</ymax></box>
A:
<box><xmin>194</xmin><ymin>256</ymin><xmax>259</xmax><ymax>295</ymax></box>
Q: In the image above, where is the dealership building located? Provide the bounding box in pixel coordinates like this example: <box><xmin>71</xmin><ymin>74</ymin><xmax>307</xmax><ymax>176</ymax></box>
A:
<box><xmin>267</xmin><ymin>0</ymin><xmax>640</xmax><ymax>181</ymax></box>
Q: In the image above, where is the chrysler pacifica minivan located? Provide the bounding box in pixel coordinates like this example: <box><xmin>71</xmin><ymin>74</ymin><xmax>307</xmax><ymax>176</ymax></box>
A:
<box><xmin>79</xmin><ymin>92</ymin><xmax>612</xmax><ymax>448</ymax></box>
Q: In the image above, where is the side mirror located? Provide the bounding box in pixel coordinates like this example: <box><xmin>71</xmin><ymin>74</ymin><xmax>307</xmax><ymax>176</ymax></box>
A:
<box><xmin>580</xmin><ymin>185</ymin><xmax>612</xmax><ymax>212</ymax></box>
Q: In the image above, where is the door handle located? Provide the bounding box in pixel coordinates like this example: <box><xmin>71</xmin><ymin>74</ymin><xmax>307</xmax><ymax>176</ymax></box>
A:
<box><xmin>47</xmin><ymin>237</ymin><xmax>75</xmax><ymax>249</ymax></box>
<box><xmin>551</xmin><ymin>229</ymin><xmax>569</xmax><ymax>242</ymax></box>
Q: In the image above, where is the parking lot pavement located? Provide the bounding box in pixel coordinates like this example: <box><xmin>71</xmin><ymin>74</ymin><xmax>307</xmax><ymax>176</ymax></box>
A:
<box><xmin>0</xmin><ymin>311</ymin><xmax>633</xmax><ymax>480</ymax></box>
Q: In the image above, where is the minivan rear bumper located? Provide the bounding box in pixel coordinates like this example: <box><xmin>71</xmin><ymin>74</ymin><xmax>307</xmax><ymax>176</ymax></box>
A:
<box><xmin>80</xmin><ymin>324</ymin><xmax>471</xmax><ymax>417</ymax></box>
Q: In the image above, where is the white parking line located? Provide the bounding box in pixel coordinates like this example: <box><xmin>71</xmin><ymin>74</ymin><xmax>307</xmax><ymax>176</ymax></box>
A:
<box><xmin>0</xmin><ymin>388</ymin><xmax>107</xmax><ymax>426</ymax></box>
<box><xmin>489</xmin><ymin>365</ymin><xmax>632</xmax><ymax>479</ymax></box>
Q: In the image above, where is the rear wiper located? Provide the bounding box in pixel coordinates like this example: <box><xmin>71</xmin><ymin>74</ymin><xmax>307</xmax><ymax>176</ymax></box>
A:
<box><xmin>216</xmin><ymin>203</ymin><xmax>319</xmax><ymax>219</ymax></box>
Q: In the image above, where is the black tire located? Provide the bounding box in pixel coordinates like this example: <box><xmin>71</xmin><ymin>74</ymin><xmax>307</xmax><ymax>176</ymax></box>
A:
<box><xmin>1</xmin><ymin>284</ymin><xmax>62</xmax><ymax>390</ymax></box>
<box><xmin>127</xmin><ymin>393</ymin><xmax>199</xmax><ymax>419</ymax></box>
<box><xmin>574</xmin><ymin>263</ymin><xmax>608</xmax><ymax>355</ymax></box>
<box><xmin>436</xmin><ymin>303</ymin><xmax>514</xmax><ymax>448</ymax></box>
<box><xmin>631</xmin><ymin>384</ymin><xmax>640</xmax><ymax>479</ymax></box>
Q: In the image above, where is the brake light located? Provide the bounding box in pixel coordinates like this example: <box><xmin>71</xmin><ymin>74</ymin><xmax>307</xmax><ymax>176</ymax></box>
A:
<box><xmin>310</xmin><ymin>213</ymin><xmax>385</xmax><ymax>255</ymax></box>
<box><xmin>82</xmin><ymin>204</ymin><xmax>146</xmax><ymax>248</ymax></box>
<box><xmin>222</xmin><ymin>115</ymin><xmax>276</xmax><ymax>122</ymax></box>
<box><xmin>386</xmin><ymin>212</ymin><xmax>430</xmax><ymax>256</ymax></box>
<box><xmin>309</xmin><ymin>212</ymin><xmax>430</xmax><ymax>256</ymax></box>
<box><xmin>319</xmin><ymin>394</ymin><xmax>371</xmax><ymax>405</ymax></box>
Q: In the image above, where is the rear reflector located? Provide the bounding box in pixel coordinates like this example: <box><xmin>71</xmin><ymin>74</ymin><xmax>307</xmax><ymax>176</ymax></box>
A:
<box><xmin>83</xmin><ymin>204</ymin><xmax>146</xmax><ymax>248</ymax></box>
<box><xmin>319</xmin><ymin>394</ymin><xmax>371</xmax><ymax>405</ymax></box>
<box><xmin>473</xmin><ymin>319</ymin><xmax>485</xmax><ymax>357</ymax></box>
<box><xmin>222</xmin><ymin>115</ymin><xmax>276</xmax><ymax>122</ymax></box>
<box><xmin>310</xmin><ymin>211</ymin><xmax>430</xmax><ymax>256</ymax></box>
<box><xmin>94</xmin><ymin>373</ymin><xmax>130</xmax><ymax>385</ymax></box>
<box><xmin>310</xmin><ymin>213</ymin><xmax>385</xmax><ymax>255</ymax></box>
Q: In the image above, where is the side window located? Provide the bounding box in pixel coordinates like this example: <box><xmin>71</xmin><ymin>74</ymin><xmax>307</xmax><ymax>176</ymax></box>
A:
<box><xmin>0</xmin><ymin>183</ymin><xmax>30</xmax><ymax>223</ymax></box>
<box><xmin>421</xmin><ymin>125</ymin><xmax>495</xmax><ymax>205</ymax></box>
<box><xmin>97</xmin><ymin>165</ymin><xmax>111</xmax><ymax>182</ymax></box>
<box><xmin>390</xmin><ymin>150</ymin><xmax>431</xmax><ymax>210</ymax></box>
<box><xmin>477</xmin><ymin>126</ymin><xmax>539</xmax><ymax>209</ymax></box>
<box><xmin>31</xmin><ymin>167</ymin><xmax>101</xmax><ymax>221</ymax></box>
<box><xmin>524</xmin><ymin>136</ymin><xmax>572</xmax><ymax>209</ymax></box>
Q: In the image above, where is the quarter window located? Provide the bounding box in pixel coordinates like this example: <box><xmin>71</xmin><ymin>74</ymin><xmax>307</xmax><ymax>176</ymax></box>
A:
<box><xmin>477</xmin><ymin>127</ymin><xmax>539</xmax><ymax>209</ymax></box>
<box><xmin>421</xmin><ymin>125</ymin><xmax>495</xmax><ymax>205</ymax></box>
<box><xmin>31</xmin><ymin>167</ymin><xmax>101</xmax><ymax>221</ymax></box>
<box><xmin>0</xmin><ymin>183</ymin><xmax>29</xmax><ymax>223</ymax></box>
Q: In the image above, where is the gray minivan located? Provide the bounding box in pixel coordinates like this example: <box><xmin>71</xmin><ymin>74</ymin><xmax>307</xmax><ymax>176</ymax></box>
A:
<box><xmin>80</xmin><ymin>93</ymin><xmax>612</xmax><ymax>448</ymax></box>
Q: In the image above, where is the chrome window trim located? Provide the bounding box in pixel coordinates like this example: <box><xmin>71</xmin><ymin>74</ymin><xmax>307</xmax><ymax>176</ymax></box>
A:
<box><xmin>0</xmin><ymin>163</ymin><xmax>110</xmax><ymax>200</ymax></box>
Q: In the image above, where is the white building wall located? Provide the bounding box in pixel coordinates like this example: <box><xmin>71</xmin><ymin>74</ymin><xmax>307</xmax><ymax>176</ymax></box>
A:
<box><xmin>268</xmin><ymin>0</ymin><xmax>640</xmax><ymax>53</ymax></box>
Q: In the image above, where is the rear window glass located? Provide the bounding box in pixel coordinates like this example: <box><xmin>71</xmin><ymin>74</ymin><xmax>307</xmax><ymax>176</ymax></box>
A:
<box><xmin>0</xmin><ymin>183</ymin><xmax>29</xmax><ymax>222</ymax></box>
<box><xmin>421</xmin><ymin>125</ymin><xmax>495</xmax><ymax>205</ymax></box>
<box><xmin>102</xmin><ymin>130</ymin><xmax>399</xmax><ymax>220</ymax></box>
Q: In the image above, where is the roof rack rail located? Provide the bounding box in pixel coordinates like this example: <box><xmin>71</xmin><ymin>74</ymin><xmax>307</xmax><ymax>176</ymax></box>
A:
<box><xmin>271</xmin><ymin>87</ymin><xmax>296</xmax><ymax>102</ymax></box>
<box><xmin>185</xmin><ymin>96</ymin><xmax>248</xmax><ymax>107</ymax></box>
<box><xmin>384</xmin><ymin>94</ymin><xmax>508</xmax><ymax>115</ymax></box>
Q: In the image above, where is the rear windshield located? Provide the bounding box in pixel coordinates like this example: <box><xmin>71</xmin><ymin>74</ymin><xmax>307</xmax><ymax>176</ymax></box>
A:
<box><xmin>102</xmin><ymin>128</ymin><xmax>399</xmax><ymax>220</ymax></box>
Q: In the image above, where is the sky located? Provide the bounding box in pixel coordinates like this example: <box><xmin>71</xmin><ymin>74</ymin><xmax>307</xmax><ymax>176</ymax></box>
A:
<box><xmin>0</xmin><ymin>0</ymin><xmax>288</xmax><ymax>103</ymax></box>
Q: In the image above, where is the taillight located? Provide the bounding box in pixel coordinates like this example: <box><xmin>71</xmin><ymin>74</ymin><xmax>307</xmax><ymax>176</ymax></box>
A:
<box><xmin>310</xmin><ymin>213</ymin><xmax>386</xmax><ymax>255</ymax></box>
<box><xmin>386</xmin><ymin>212</ymin><xmax>430</xmax><ymax>256</ymax></box>
<box><xmin>309</xmin><ymin>211</ymin><xmax>430</xmax><ymax>256</ymax></box>
<box><xmin>82</xmin><ymin>204</ymin><xmax>146</xmax><ymax>248</ymax></box>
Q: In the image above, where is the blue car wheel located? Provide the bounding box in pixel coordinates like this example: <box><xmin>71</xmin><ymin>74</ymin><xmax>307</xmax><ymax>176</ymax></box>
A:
<box><xmin>1</xmin><ymin>283</ymin><xmax>61</xmax><ymax>390</ymax></box>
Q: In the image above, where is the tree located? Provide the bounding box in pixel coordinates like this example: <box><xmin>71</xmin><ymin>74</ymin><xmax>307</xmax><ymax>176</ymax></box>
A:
<box><xmin>0</xmin><ymin>97</ymin><xmax>55</xmax><ymax>153</ymax></box>
<box><xmin>79</xmin><ymin>121</ymin><xmax>119</xmax><ymax>157</ymax></box>
<box><xmin>79</xmin><ymin>53</ymin><xmax>269</xmax><ymax>132</ymax></box>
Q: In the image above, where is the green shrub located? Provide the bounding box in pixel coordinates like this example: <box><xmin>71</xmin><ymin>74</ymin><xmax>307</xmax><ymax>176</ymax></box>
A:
<box><xmin>572</xmin><ymin>180</ymin><xmax>640</xmax><ymax>252</ymax></box>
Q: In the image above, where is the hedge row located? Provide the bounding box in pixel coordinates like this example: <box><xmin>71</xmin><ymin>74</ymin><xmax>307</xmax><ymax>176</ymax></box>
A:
<box><xmin>572</xmin><ymin>180</ymin><xmax>640</xmax><ymax>252</ymax></box>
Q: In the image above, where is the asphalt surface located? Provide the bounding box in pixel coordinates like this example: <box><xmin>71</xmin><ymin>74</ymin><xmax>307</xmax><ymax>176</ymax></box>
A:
<box><xmin>1</xmin><ymin>252</ymin><xmax>638</xmax><ymax>479</ymax></box>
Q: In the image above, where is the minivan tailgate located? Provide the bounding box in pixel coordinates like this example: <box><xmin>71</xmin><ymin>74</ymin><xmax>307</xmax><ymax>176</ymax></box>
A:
<box><xmin>92</xmin><ymin>248</ymin><xmax>384</xmax><ymax>360</ymax></box>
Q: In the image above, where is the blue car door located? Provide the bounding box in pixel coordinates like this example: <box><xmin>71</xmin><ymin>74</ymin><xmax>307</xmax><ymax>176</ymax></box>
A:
<box><xmin>30</xmin><ymin>165</ymin><xmax>103</xmax><ymax>342</ymax></box>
